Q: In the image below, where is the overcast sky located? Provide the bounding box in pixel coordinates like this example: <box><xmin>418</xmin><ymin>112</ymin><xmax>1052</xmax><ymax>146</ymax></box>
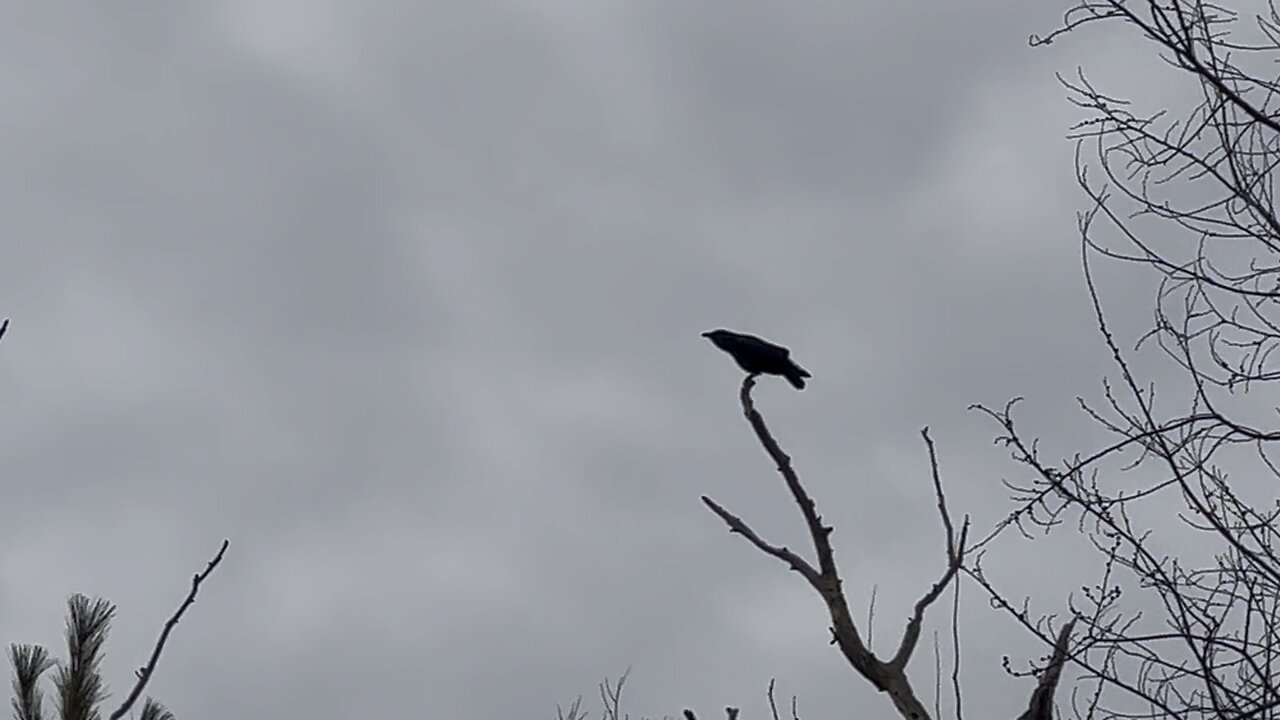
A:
<box><xmin>0</xmin><ymin>2</ymin><xmax>1208</xmax><ymax>719</ymax></box>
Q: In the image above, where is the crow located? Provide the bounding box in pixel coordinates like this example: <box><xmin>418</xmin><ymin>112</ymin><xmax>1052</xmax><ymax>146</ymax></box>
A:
<box><xmin>702</xmin><ymin>329</ymin><xmax>811</xmax><ymax>389</ymax></box>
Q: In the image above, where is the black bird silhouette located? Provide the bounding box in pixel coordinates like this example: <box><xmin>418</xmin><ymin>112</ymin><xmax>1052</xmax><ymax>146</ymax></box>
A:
<box><xmin>702</xmin><ymin>329</ymin><xmax>811</xmax><ymax>389</ymax></box>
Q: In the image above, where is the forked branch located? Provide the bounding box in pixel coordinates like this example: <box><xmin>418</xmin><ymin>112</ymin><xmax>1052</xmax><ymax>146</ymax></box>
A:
<box><xmin>703</xmin><ymin>375</ymin><xmax>1073</xmax><ymax>720</ymax></box>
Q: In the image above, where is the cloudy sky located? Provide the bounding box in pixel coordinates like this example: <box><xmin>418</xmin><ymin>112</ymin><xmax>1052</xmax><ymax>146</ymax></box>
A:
<box><xmin>0</xmin><ymin>2</ymin><xmax>1207</xmax><ymax>719</ymax></box>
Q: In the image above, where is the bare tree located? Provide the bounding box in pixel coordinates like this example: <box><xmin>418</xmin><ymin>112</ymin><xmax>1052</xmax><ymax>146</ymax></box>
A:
<box><xmin>8</xmin><ymin>540</ymin><xmax>229</xmax><ymax>720</ymax></box>
<box><xmin>702</xmin><ymin>377</ymin><xmax>1076</xmax><ymax>720</ymax></box>
<box><xmin>956</xmin><ymin>1</ymin><xmax>1280</xmax><ymax>719</ymax></box>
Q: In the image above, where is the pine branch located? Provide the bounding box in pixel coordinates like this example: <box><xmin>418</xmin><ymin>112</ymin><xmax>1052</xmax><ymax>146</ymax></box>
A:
<box><xmin>138</xmin><ymin>698</ymin><xmax>175</xmax><ymax>720</ymax></box>
<box><xmin>10</xmin><ymin>644</ymin><xmax>55</xmax><ymax>720</ymax></box>
<box><xmin>54</xmin><ymin>595</ymin><xmax>115</xmax><ymax>720</ymax></box>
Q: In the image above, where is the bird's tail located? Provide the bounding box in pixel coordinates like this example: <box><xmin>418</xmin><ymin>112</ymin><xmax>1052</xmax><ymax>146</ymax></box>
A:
<box><xmin>785</xmin><ymin>364</ymin><xmax>811</xmax><ymax>390</ymax></box>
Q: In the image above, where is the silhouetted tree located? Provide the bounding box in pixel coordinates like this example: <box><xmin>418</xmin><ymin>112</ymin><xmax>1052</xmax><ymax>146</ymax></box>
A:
<box><xmin>967</xmin><ymin>1</ymin><xmax>1280</xmax><ymax>718</ymax></box>
<box><xmin>701</xmin><ymin>376</ymin><xmax>1073</xmax><ymax>720</ymax></box>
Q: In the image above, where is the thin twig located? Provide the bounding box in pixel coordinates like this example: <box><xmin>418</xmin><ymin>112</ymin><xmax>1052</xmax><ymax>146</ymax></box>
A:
<box><xmin>889</xmin><ymin>433</ymin><xmax>970</xmax><ymax>671</ymax></box>
<box><xmin>922</xmin><ymin>429</ymin><xmax>957</xmax><ymax>558</ymax></box>
<box><xmin>700</xmin><ymin>496</ymin><xmax>821</xmax><ymax>586</ymax></box>
<box><xmin>600</xmin><ymin>668</ymin><xmax>630</xmax><ymax>720</ymax></box>
<box><xmin>108</xmin><ymin>539</ymin><xmax>230</xmax><ymax>720</ymax></box>
<box><xmin>868</xmin><ymin>584</ymin><xmax>878</xmax><ymax>648</ymax></box>
<box><xmin>933</xmin><ymin>631</ymin><xmax>942</xmax><ymax>720</ymax></box>
<box><xmin>951</xmin><ymin>572</ymin><xmax>963</xmax><ymax>720</ymax></box>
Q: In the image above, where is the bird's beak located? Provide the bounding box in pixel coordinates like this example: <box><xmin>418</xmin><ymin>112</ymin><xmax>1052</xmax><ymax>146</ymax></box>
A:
<box><xmin>700</xmin><ymin>331</ymin><xmax>712</xmax><ymax>337</ymax></box>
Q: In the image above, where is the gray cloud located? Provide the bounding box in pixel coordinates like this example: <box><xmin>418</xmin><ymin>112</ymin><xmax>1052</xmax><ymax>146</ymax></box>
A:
<box><xmin>0</xmin><ymin>2</ymin><xmax>1209</xmax><ymax>719</ymax></box>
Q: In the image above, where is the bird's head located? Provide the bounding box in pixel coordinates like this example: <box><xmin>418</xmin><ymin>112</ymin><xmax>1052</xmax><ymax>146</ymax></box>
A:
<box><xmin>702</xmin><ymin>329</ymin><xmax>736</xmax><ymax>351</ymax></box>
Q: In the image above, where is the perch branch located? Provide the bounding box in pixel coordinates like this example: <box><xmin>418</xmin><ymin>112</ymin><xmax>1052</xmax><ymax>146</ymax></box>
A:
<box><xmin>703</xmin><ymin>376</ymin><xmax>1070</xmax><ymax>719</ymax></box>
<box><xmin>703</xmin><ymin>376</ymin><xmax>931</xmax><ymax>719</ymax></box>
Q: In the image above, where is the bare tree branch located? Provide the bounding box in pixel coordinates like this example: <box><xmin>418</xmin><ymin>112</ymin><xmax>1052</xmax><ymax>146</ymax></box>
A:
<box><xmin>1016</xmin><ymin>618</ymin><xmax>1077</xmax><ymax>720</ymax></box>
<box><xmin>868</xmin><ymin>584</ymin><xmax>879</xmax><ymax>648</ymax></box>
<box><xmin>108</xmin><ymin>539</ymin><xmax>230</xmax><ymax>720</ymax></box>
<box><xmin>970</xmin><ymin>5</ymin><xmax>1280</xmax><ymax>715</ymax></box>
<box><xmin>556</xmin><ymin>695</ymin><xmax>586</xmax><ymax>720</ymax></box>
<box><xmin>700</xmin><ymin>497</ymin><xmax>821</xmax><ymax>586</ymax></box>
<box><xmin>702</xmin><ymin>376</ymin><xmax>981</xmax><ymax>720</ymax></box>
<box><xmin>950</xmin><ymin>575</ymin><xmax>963</xmax><ymax>720</ymax></box>
<box><xmin>599</xmin><ymin>667</ymin><xmax>630</xmax><ymax>720</ymax></box>
<box><xmin>890</xmin><ymin>431</ymin><xmax>970</xmax><ymax>672</ymax></box>
<box><xmin>703</xmin><ymin>375</ymin><xmax>1084</xmax><ymax>719</ymax></box>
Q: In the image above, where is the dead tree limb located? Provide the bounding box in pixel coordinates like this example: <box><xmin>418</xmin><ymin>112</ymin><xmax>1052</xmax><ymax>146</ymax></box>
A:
<box><xmin>1016</xmin><ymin>618</ymin><xmax>1078</xmax><ymax>720</ymax></box>
<box><xmin>108</xmin><ymin>539</ymin><xmax>230</xmax><ymax>720</ymax></box>
<box><xmin>703</xmin><ymin>375</ymin><xmax>1074</xmax><ymax>720</ymax></box>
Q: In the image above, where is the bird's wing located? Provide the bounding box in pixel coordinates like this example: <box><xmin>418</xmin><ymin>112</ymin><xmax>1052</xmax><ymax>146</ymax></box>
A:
<box><xmin>741</xmin><ymin>334</ymin><xmax>787</xmax><ymax>355</ymax></box>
